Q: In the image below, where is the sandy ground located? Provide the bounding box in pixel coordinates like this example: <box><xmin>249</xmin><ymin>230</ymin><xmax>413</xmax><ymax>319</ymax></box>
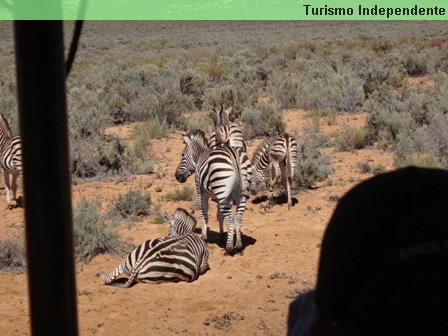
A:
<box><xmin>0</xmin><ymin>109</ymin><xmax>394</xmax><ymax>336</ymax></box>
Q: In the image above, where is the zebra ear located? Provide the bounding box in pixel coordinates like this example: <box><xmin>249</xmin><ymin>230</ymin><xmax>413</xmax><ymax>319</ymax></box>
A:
<box><xmin>182</xmin><ymin>134</ymin><xmax>191</xmax><ymax>145</ymax></box>
<box><xmin>162</xmin><ymin>212</ymin><xmax>170</xmax><ymax>223</ymax></box>
<box><xmin>224</xmin><ymin>106</ymin><xmax>233</xmax><ymax>117</ymax></box>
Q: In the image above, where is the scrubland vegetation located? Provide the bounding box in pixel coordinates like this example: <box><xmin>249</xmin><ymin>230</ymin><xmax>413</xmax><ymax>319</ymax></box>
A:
<box><xmin>1</xmin><ymin>21</ymin><xmax>448</xmax><ymax>263</ymax></box>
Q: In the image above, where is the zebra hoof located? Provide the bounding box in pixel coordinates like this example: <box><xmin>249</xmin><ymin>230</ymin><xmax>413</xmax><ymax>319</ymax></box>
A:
<box><xmin>224</xmin><ymin>249</ymin><xmax>236</xmax><ymax>257</ymax></box>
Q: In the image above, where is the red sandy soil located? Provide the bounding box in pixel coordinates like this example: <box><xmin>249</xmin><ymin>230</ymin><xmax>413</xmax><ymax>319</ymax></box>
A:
<box><xmin>0</xmin><ymin>109</ymin><xmax>393</xmax><ymax>336</ymax></box>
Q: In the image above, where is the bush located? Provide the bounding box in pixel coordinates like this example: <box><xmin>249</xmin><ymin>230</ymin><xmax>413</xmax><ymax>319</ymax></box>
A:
<box><xmin>299</xmin><ymin>69</ymin><xmax>343</xmax><ymax>114</ymax></box>
<box><xmin>334</xmin><ymin>124</ymin><xmax>368</xmax><ymax>151</ymax></box>
<box><xmin>339</xmin><ymin>75</ymin><xmax>365</xmax><ymax>112</ymax></box>
<box><xmin>180</xmin><ymin>70</ymin><xmax>207</xmax><ymax>97</ymax></box>
<box><xmin>109</xmin><ymin>189</ymin><xmax>153</xmax><ymax>221</ymax></box>
<box><xmin>70</xmin><ymin>136</ymin><xmax>127</xmax><ymax>178</ymax></box>
<box><xmin>396</xmin><ymin>152</ymin><xmax>443</xmax><ymax>169</ymax></box>
<box><xmin>0</xmin><ymin>237</ymin><xmax>26</xmax><ymax>273</ymax></box>
<box><xmin>240</xmin><ymin>103</ymin><xmax>285</xmax><ymax>139</ymax></box>
<box><xmin>267</xmin><ymin>72</ymin><xmax>300</xmax><ymax>109</ymax></box>
<box><xmin>394</xmin><ymin>113</ymin><xmax>448</xmax><ymax>169</ymax></box>
<box><xmin>164</xmin><ymin>185</ymin><xmax>195</xmax><ymax>201</ymax></box>
<box><xmin>73</xmin><ymin>197</ymin><xmax>125</xmax><ymax>262</ymax></box>
<box><xmin>206</xmin><ymin>84</ymin><xmax>259</xmax><ymax>114</ymax></box>
<box><xmin>402</xmin><ymin>53</ymin><xmax>428</xmax><ymax>76</ymax></box>
<box><xmin>293</xmin><ymin>127</ymin><xmax>333</xmax><ymax>190</ymax></box>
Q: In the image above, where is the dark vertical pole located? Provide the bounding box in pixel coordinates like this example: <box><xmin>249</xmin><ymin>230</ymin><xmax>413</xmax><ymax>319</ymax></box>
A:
<box><xmin>13</xmin><ymin>22</ymin><xmax>78</xmax><ymax>336</ymax></box>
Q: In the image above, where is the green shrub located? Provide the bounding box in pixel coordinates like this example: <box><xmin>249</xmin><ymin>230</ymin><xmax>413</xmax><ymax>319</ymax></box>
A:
<box><xmin>109</xmin><ymin>189</ymin><xmax>153</xmax><ymax>221</ymax></box>
<box><xmin>396</xmin><ymin>152</ymin><xmax>443</xmax><ymax>169</ymax></box>
<box><xmin>180</xmin><ymin>70</ymin><xmax>207</xmax><ymax>96</ymax></box>
<box><xmin>339</xmin><ymin>75</ymin><xmax>365</xmax><ymax>112</ymax></box>
<box><xmin>0</xmin><ymin>237</ymin><xmax>26</xmax><ymax>273</ymax></box>
<box><xmin>206</xmin><ymin>84</ymin><xmax>259</xmax><ymax>114</ymax></box>
<box><xmin>293</xmin><ymin>127</ymin><xmax>333</xmax><ymax>190</ymax></box>
<box><xmin>267</xmin><ymin>72</ymin><xmax>300</xmax><ymax>109</ymax></box>
<box><xmin>164</xmin><ymin>185</ymin><xmax>195</xmax><ymax>201</ymax></box>
<box><xmin>334</xmin><ymin>124</ymin><xmax>367</xmax><ymax>151</ymax></box>
<box><xmin>402</xmin><ymin>53</ymin><xmax>428</xmax><ymax>76</ymax></box>
<box><xmin>299</xmin><ymin>73</ymin><xmax>343</xmax><ymax>115</ymax></box>
<box><xmin>73</xmin><ymin>197</ymin><xmax>125</xmax><ymax>262</ymax></box>
<box><xmin>240</xmin><ymin>103</ymin><xmax>285</xmax><ymax>139</ymax></box>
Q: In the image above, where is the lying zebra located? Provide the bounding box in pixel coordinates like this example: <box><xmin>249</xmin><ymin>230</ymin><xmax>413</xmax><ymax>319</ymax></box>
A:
<box><xmin>99</xmin><ymin>208</ymin><xmax>209</xmax><ymax>288</ymax></box>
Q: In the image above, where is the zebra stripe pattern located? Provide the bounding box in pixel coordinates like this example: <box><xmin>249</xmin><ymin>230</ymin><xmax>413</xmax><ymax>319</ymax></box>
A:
<box><xmin>163</xmin><ymin>208</ymin><xmax>197</xmax><ymax>237</ymax></box>
<box><xmin>175</xmin><ymin>130</ymin><xmax>253</xmax><ymax>254</ymax></box>
<box><xmin>208</xmin><ymin>105</ymin><xmax>247</xmax><ymax>152</ymax></box>
<box><xmin>0</xmin><ymin>113</ymin><xmax>22</xmax><ymax>209</ymax></box>
<box><xmin>100</xmin><ymin>208</ymin><xmax>207</xmax><ymax>288</ymax></box>
<box><xmin>251</xmin><ymin>132</ymin><xmax>298</xmax><ymax>209</ymax></box>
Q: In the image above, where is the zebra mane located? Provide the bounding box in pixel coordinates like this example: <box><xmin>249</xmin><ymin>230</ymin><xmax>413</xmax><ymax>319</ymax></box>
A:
<box><xmin>186</xmin><ymin>129</ymin><xmax>208</xmax><ymax>148</ymax></box>
<box><xmin>173</xmin><ymin>208</ymin><xmax>197</xmax><ymax>232</ymax></box>
<box><xmin>251</xmin><ymin>137</ymin><xmax>273</xmax><ymax>168</ymax></box>
<box><xmin>0</xmin><ymin>113</ymin><xmax>12</xmax><ymax>137</ymax></box>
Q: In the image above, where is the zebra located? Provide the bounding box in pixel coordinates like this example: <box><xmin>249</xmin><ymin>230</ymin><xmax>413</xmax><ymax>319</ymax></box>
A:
<box><xmin>208</xmin><ymin>105</ymin><xmax>247</xmax><ymax>152</ymax></box>
<box><xmin>0</xmin><ymin>113</ymin><xmax>22</xmax><ymax>209</ymax></box>
<box><xmin>162</xmin><ymin>208</ymin><xmax>197</xmax><ymax>237</ymax></box>
<box><xmin>99</xmin><ymin>209</ymin><xmax>208</xmax><ymax>288</ymax></box>
<box><xmin>175</xmin><ymin>130</ymin><xmax>253</xmax><ymax>255</ymax></box>
<box><xmin>250</xmin><ymin>132</ymin><xmax>298</xmax><ymax>209</ymax></box>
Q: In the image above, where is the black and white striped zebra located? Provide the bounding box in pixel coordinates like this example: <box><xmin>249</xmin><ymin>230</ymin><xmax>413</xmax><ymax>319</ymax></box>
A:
<box><xmin>250</xmin><ymin>132</ymin><xmax>298</xmax><ymax>209</ymax></box>
<box><xmin>163</xmin><ymin>208</ymin><xmax>197</xmax><ymax>237</ymax></box>
<box><xmin>175</xmin><ymin>130</ymin><xmax>253</xmax><ymax>254</ymax></box>
<box><xmin>0</xmin><ymin>113</ymin><xmax>22</xmax><ymax>209</ymax></box>
<box><xmin>208</xmin><ymin>105</ymin><xmax>247</xmax><ymax>152</ymax></box>
<box><xmin>100</xmin><ymin>208</ymin><xmax>208</xmax><ymax>287</ymax></box>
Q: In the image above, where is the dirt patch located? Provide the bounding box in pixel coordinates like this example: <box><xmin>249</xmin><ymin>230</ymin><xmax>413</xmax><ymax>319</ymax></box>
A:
<box><xmin>0</xmin><ymin>109</ymin><xmax>394</xmax><ymax>336</ymax></box>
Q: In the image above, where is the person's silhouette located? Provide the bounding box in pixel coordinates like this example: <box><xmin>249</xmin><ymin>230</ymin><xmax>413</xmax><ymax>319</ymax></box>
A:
<box><xmin>288</xmin><ymin>167</ymin><xmax>448</xmax><ymax>336</ymax></box>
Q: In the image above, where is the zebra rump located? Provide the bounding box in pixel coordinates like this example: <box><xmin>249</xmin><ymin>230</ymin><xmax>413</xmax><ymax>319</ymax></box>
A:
<box><xmin>208</xmin><ymin>105</ymin><xmax>247</xmax><ymax>151</ymax></box>
<box><xmin>100</xmin><ymin>234</ymin><xmax>209</xmax><ymax>288</ymax></box>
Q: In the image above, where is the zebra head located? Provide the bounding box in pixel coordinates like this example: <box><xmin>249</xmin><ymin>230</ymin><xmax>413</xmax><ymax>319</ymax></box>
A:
<box><xmin>163</xmin><ymin>208</ymin><xmax>197</xmax><ymax>237</ymax></box>
<box><xmin>213</xmin><ymin>104</ymin><xmax>232</xmax><ymax>145</ymax></box>
<box><xmin>175</xmin><ymin>130</ymin><xmax>208</xmax><ymax>183</ymax></box>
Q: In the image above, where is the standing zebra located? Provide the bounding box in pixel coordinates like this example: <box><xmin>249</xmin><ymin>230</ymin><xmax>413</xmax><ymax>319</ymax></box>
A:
<box><xmin>208</xmin><ymin>105</ymin><xmax>247</xmax><ymax>151</ymax></box>
<box><xmin>250</xmin><ymin>132</ymin><xmax>298</xmax><ymax>209</ymax></box>
<box><xmin>100</xmin><ymin>208</ymin><xmax>208</xmax><ymax>287</ymax></box>
<box><xmin>0</xmin><ymin>113</ymin><xmax>22</xmax><ymax>209</ymax></box>
<box><xmin>175</xmin><ymin>130</ymin><xmax>253</xmax><ymax>254</ymax></box>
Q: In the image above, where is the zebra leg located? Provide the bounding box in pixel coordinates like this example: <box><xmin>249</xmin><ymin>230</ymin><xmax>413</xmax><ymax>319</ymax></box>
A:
<box><xmin>235</xmin><ymin>196</ymin><xmax>247</xmax><ymax>253</ymax></box>
<box><xmin>279</xmin><ymin>161</ymin><xmax>291</xmax><ymax>208</ymax></box>
<box><xmin>100</xmin><ymin>261</ymin><xmax>136</xmax><ymax>288</ymax></box>
<box><xmin>100</xmin><ymin>262</ymin><xmax>126</xmax><ymax>285</ymax></box>
<box><xmin>2</xmin><ymin>169</ymin><xmax>11</xmax><ymax>209</ymax></box>
<box><xmin>219</xmin><ymin>204</ymin><xmax>234</xmax><ymax>254</ymax></box>
<box><xmin>199</xmin><ymin>194</ymin><xmax>209</xmax><ymax>241</ymax></box>
<box><xmin>287</xmin><ymin>176</ymin><xmax>293</xmax><ymax>209</ymax></box>
<box><xmin>217</xmin><ymin>207</ymin><xmax>225</xmax><ymax>245</ymax></box>
<box><xmin>9</xmin><ymin>171</ymin><xmax>18</xmax><ymax>209</ymax></box>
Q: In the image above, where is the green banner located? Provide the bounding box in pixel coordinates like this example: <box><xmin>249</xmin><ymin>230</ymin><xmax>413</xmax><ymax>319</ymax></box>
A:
<box><xmin>2</xmin><ymin>0</ymin><xmax>447</xmax><ymax>20</ymax></box>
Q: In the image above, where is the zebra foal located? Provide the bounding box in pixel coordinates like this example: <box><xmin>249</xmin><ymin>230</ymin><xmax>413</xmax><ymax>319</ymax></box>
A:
<box><xmin>100</xmin><ymin>208</ymin><xmax>209</xmax><ymax>288</ymax></box>
<box><xmin>251</xmin><ymin>132</ymin><xmax>298</xmax><ymax>209</ymax></box>
<box><xmin>175</xmin><ymin>130</ymin><xmax>252</xmax><ymax>255</ymax></box>
<box><xmin>0</xmin><ymin>113</ymin><xmax>22</xmax><ymax>209</ymax></box>
<box><xmin>208</xmin><ymin>105</ymin><xmax>247</xmax><ymax>151</ymax></box>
